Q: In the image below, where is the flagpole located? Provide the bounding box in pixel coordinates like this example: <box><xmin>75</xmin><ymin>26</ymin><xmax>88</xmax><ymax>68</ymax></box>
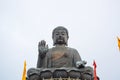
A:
<box><xmin>93</xmin><ymin>60</ymin><xmax>97</xmax><ymax>80</ymax></box>
<box><xmin>22</xmin><ymin>60</ymin><xmax>26</xmax><ymax>80</ymax></box>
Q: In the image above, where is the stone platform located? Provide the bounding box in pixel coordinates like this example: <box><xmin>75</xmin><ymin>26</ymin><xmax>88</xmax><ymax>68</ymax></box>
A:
<box><xmin>27</xmin><ymin>67</ymin><xmax>93</xmax><ymax>80</ymax></box>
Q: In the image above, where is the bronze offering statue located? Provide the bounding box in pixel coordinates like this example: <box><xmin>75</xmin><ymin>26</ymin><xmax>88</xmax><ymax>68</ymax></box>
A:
<box><xmin>27</xmin><ymin>26</ymin><xmax>99</xmax><ymax>80</ymax></box>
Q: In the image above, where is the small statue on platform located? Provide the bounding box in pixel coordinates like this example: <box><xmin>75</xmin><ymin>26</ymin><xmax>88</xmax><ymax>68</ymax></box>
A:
<box><xmin>27</xmin><ymin>26</ymin><xmax>95</xmax><ymax>80</ymax></box>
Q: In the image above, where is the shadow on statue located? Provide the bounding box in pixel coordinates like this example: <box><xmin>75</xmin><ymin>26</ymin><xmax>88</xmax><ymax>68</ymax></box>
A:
<box><xmin>27</xmin><ymin>26</ymin><xmax>99</xmax><ymax>80</ymax></box>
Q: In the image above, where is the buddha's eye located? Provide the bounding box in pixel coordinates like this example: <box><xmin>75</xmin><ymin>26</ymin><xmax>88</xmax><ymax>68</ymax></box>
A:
<box><xmin>61</xmin><ymin>32</ymin><xmax>65</xmax><ymax>35</ymax></box>
<box><xmin>56</xmin><ymin>33</ymin><xmax>59</xmax><ymax>35</ymax></box>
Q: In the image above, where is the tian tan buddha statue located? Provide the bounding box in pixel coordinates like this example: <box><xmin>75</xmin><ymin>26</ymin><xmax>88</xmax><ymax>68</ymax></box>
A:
<box><xmin>27</xmin><ymin>26</ymin><xmax>97</xmax><ymax>80</ymax></box>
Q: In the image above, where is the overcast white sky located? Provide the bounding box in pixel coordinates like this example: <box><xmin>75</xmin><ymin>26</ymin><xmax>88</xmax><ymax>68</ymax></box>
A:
<box><xmin>0</xmin><ymin>0</ymin><xmax>120</xmax><ymax>80</ymax></box>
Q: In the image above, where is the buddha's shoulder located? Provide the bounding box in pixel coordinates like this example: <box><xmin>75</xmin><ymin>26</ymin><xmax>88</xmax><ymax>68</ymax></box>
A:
<box><xmin>66</xmin><ymin>47</ymin><xmax>78</xmax><ymax>52</ymax></box>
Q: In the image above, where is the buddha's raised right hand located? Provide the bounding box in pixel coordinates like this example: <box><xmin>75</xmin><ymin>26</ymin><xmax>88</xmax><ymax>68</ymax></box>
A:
<box><xmin>38</xmin><ymin>40</ymin><xmax>48</xmax><ymax>58</ymax></box>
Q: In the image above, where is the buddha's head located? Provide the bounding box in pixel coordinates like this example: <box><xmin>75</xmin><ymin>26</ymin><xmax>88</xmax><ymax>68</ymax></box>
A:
<box><xmin>52</xmin><ymin>26</ymin><xmax>69</xmax><ymax>46</ymax></box>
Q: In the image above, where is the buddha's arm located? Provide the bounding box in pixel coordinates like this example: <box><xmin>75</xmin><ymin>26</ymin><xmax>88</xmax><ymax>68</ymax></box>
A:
<box><xmin>72</xmin><ymin>49</ymin><xmax>82</xmax><ymax>67</ymax></box>
<box><xmin>37</xmin><ymin>40</ymin><xmax>48</xmax><ymax>68</ymax></box>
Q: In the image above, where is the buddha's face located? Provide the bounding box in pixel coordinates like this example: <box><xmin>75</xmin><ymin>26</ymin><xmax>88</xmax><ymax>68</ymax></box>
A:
<box><xmin>53</xmin><ymin>28</ymin><xmax>68</xmax><ymax>46</ymax></box>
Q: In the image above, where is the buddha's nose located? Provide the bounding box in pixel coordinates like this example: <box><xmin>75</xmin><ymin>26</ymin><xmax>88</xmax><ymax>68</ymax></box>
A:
<box><xmin>59</xmin><ymin>34</ymin><xmax>62</xmax><ymax>38</ymax></box>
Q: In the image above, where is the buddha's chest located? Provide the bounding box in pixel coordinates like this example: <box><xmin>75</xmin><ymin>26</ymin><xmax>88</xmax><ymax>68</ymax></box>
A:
<box><xmin>51</xmin><ymin>51</ymin><xmax>67</xmax><ymax>60</ymax></box>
